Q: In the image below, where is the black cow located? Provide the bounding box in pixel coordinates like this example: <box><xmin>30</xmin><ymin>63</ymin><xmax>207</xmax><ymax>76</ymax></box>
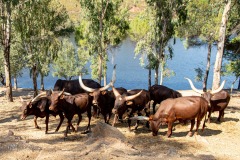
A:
<box><xmin>53</xmin><ymin>79</ymin><xmax>101</xmax><ymax>95</ymax></box>
<box><xmin>20</xmin><ymin>92</ymin><xmax>64</xmax><ymax>134</ymax></box>
<box><xmin>149</xmin><ymin>84</ymin><xmax>182</xmax><ymax>113</ymax></box>
<box><xmin>112</xmin><ymin>87</ymin><xmax>151</xmax><ymax>131</ymax></box>
<box><xmin>49</xmin><ymin>90</ymin><xmax>92</xmax><ymax>138</ymax></box>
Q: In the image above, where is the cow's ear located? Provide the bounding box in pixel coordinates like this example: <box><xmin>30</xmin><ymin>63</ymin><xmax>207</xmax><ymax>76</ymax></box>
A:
<box><xmin>126</xmin><ymin>101</ymin><xmax>133</xmax><ymax>105</ymax></box>
<box><xmin>101</xmin><ymin>91</ymin><xmax>107</xmax><ymax>95</ymax></box>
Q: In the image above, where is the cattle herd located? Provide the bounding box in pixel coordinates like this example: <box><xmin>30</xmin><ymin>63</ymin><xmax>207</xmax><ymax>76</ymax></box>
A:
<box><xmin>20</xmin><ymin>67</ymin><xmax>230</xmax><ymax>139</ymax></box>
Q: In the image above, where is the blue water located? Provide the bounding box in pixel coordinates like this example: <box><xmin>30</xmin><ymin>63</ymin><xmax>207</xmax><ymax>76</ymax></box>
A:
<box><xmin>16</xmin><ymin>38</ymin><xmax>237</xmax><ymax>90</ymax></box>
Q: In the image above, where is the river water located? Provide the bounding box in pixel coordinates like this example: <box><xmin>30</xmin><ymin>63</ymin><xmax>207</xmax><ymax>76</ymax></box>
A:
<box><xmin>16</xmin><ymin>38</ymin><xmax>237</xmax><ymax>90</ymax></box>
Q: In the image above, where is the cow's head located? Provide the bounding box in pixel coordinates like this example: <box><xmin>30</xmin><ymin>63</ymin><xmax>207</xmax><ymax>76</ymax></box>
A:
<box><xmin>49</xmin><ymin>90</ymin><xmax>65</xmax><ymax>112</ymax></box>
<box><xmin>20</xmin><ymin>92</ymin><xmax>48</xmax><ymax>119</ymax></box>
<box><xmin>79</xmin><ymin>65</ymin><xmax>116</xmax><ymax>107</ymax></box>
<box><xmin>185</xmin><ymin>77</ymin><xmax>225</xmax><ymax>104</ymax></box>
<box><xmin>111</xmin><ymin>87</ymin><xmax>143</xmax><ymax>115</ymax></box>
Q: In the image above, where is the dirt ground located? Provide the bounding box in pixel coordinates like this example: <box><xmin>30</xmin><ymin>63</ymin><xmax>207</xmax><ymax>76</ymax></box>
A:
<box><xmin>0</xmin><ymin>88</ymin><xmax>240</xmax><ymax>160</ymax></box>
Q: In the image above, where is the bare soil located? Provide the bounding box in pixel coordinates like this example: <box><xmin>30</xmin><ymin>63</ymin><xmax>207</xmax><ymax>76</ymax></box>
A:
<box><xmin>0</xmin><ymin>88</ymin><xmax>240</xmax><ymax>160</ymax></box>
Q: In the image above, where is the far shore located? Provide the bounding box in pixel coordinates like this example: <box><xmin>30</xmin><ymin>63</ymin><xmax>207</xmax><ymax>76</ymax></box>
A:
<box><xmin>0</xmin><ymin>86</ymin><xmax>239</xmax><ymax>99</ymax></box>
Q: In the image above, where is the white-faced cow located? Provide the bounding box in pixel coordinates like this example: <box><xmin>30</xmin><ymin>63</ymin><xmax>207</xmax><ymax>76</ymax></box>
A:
<box><xmin>185</xmin><ymin>78</ymin><xmax>230</xmax><ymax>123</ymax></box>
<box><xmin>131</xmin><ymin>96</ymin><xmax>208</xmax><ymax>137</ymax></box>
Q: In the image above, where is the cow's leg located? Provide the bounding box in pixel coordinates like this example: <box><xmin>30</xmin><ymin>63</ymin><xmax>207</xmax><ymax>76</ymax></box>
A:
<box><xmin>152</xmin><ymin>102</ymin><xmax>157</xmax><ymax>114</ymax></box>
<box><xmin>112</xmin><ymin>114</ymin><xmax>118</xmax><ymax>126</ymax></box>
<box><xmin>194</xmin><ymin>119</ymin><xmax>201</xmax><ymax>136</ymax></box>
<box><xmin>207</xmin><ymin>110</ymin><xmax>212</xmax><ymax>123</ymax></box>
<box><xmin>166</xmin><ymin>121</ymin><xmax>173</xmax><ymax>137</ymax></box>
<box><xmin>217</xmin><ymin>110</ymin><xmax>224</xmax><ymax>122</ymax></box>
<box><xmin>86</xmin><ymin>109</ymin><xmax>92</xmax><ymax>132</ymax></box>
<box><xmin>65</xmin><ymin>118</ymin><xmax>75</xmax><ymax>138</ymax></box>
<box><xmin>187</xmin><ymin>119</ymin><xmax>195</xmax><ymax>137</ymax></box>
<box><xmin>127</xmin><ymin>119</ymin><xmax>132</xmax><ymax>131</ymax></box>
<box><xmin>55</xmin><ymin>112</ymin><xmax>64</xmax><ymax>132</ymax></box>
<box><xmin>45</xmin><ymin>114</ymin><xmax>49</xmax><ymax>134</ymax></box>
<box><xmin>92</xmin><ymin>105</ymin><xmax>98</xmax><ymax>118</ymax></box>
<box><xmin>76</xmin><ymin>114</ymin><xmax>82</xmax><ymax>132</ymax></box>
<box><xmin>34</xmin><ymin>116</ymin><xmax>41</xmax><ymax>129</ymax></box>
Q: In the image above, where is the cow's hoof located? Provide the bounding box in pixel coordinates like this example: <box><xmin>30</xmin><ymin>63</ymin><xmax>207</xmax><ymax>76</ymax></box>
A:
<box><xmin>36</xmin><ymin>126</ymin><xmax>41</xmax><ymax>130</ymax></box>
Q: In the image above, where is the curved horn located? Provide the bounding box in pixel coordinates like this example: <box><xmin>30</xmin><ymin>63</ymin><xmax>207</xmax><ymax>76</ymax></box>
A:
<box><xmin>99</xmin><ymin>64</ymin><xmax>117</xmax><ymax>91</ymax></box>
<box><xmin>79</xmin><ymin>74</ymin><xmax>96</xmax><ymax>92</ymax></box>
<box><xmin>184</xmin><ymin>77</ymin><xmax>204</xmax><ymax>94</ymax></box>
<box><xmin>58</xmin><ymin>89</ymin><xmax>65</xmax><ymax>97</ymax></box>
<box><xmin>211</xmin><ymin>80</ymin><xmax>226</xmax><ymax>94</ymax></box>
<box><xmin>31</xmin><ymin>92</ymin><xmax>47</xmax><ymax>103</ymax></box>
<box><xmin>125</xmin><ymin>90</ymin><xmax>143</xmax><ymax>101</ymax></box>
<box><xmin>63</xmin><ymin>92</ymin><xmax>72</xmax><ymax>96</ymax></box>
<box><xmin>112</xmin><ymin>86</ymin><xmax>120</xmax><ymax>97</ymax></box>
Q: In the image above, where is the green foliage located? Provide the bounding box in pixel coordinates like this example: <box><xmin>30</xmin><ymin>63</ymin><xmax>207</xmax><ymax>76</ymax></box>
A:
<box><xmin>52</xmin><ymin>39</ymin><xmax>88</xmax><ymax>80</ymax></box>
<box><xmin>13</xmin><ymin>0</ymin><xmax>70</xmax><ymax>80</ymax></box>
<box><xmin>176</xmin><ymin>0</ymin><xmax>222</xmax><ymax>44</ymax></box>
<box><xmin>77</xmin><ymin>0</ymin><xmax>129</xmax><ymax>80</ymax></box>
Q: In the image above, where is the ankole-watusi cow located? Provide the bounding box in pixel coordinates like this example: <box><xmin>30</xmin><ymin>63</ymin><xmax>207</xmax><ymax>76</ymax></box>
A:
<box><xmin>131</xmin><ymin>96</ymin><xmax>209</xmax><ymax>137</ymax></box>
<box><xmin>78</xmin><ymin>65</ymin><xmax>124</xmax><ymax>123</ymax></box>
<box><xmin>185</xmin><ymin>78</ymin><xmax>230</xmax><ymax>123</ymax></box>
<box><xmin>112</xmin><ymin>86</ymin><xmax>151</xmax><ymax>131</ymax></box>
<box><xmin>49</xmin><ymin>90</ymin><xmax>92</xmax><ymax>138</ymax></box>
<box><xmin>149</xmin><ymin>84</ymin><xmax>182</xmax><ymax>113</ymax></box>
<box><xmin>20</xmin><ymin>91</ymin><xmax>65</xmax><ymax>134</ymax></box>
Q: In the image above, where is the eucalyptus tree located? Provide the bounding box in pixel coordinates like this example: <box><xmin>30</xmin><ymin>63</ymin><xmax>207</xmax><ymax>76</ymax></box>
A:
<box><xmin>13</xmin><ymin>0</ymin><xmax>69</xmax><ymax>96</ymax></box>
<box><xmin>212</xmin><ymin>0</ymin><xmax>232</xmax><ymax>90</ymax></box>
<box><xmin>78</xmin><ymin>0</ymin><xmax>129</xmax><ymax>84</ymax></box>
<box><xmin>0</xmin><ymin>0</ymin><xmax>19</xmax><ymax>101</ymax></box>
<box><xmin>176</xmin><ymin>0</ymin><xmax>222</xmax><ymax>91</ymax></box>
<box><xmin>52</xmin><ymin>38</ymin><xmax>88</xmax><ymax>80</ymax></box>
<box><xmin>134</xmin><ymin>0</ymin><xmax>186</xmax><ymax>85</ymax></box>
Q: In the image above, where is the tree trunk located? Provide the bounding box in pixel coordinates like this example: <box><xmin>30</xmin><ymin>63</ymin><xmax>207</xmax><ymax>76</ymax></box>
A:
<box><xmin>98</xmin><ymin>55</ymin><xmax>103</xmax><ymax>85</ymax></box>
<box><xmin>203</xmin><ymin>43</ymin><xmax>212</xmax><ymax>92</ymax></box>
<box><xmin>154</xmin><ymin>65</ymin><xmax>159</xmax><ymax>85</ymax></box>
<box><xmin>212</xmin><ymin>0</ymin><xmax>231</xmax><ymax>90</ymax></box>
<box><xmin>238</xmin><ymin>77</ymin><xmax>240</xmax><ymax>90</ymax></box>
<box><xmin>40</xmin><ymin>73</ymin><xmax>44</xmax><ymax>91</ymax></box>
<box><xmin>148</xmin><ymin>67</ymin><xmax>151</xmax><ymax>90</ymax></box>
<box><xmin>1</xmin><ymin>1</ymin><xmax>13</xmax><ymax>102</ymax></box>
<box><xmin>159</xmin><ymin>61</ymin><xmax>164</xmax><ymax>85</ymax></box>
<box><xmin>13</xmin><ymin>76</ymin><xmax>17</xmax><ymax>90</ymax></box>
<box><xmin>32</xmin><ymin>65</ymin><xmax>38</xmax><ymax>97</ymax></box>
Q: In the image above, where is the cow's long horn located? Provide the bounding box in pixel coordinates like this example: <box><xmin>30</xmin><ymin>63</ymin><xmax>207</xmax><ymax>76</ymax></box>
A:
<box><xmin>112</xmin><ymin>86</ymin><xmax>120</xmax><ymax>97</ymax></box>
<box><xmin>130</xmin><ymin>116</ymin><xmax>149</xmax><ymax>121</ymax></box>
<box><xmin>211</xmin><ymin>80</ymin><xmax>226</xmax><ymax>94</ymax></box>
<box><xmin>185</xmin><ymin>77</ymin><xmax>204</xmax><ymax>94</ymax></box>
<box><xmin>58</xmin><ymin>89</ymin><xmax>65</xmax><ymax>97</ymax></box>
<box><xmin>79</xmin><ymin>74</ymin><xmax>96</xmax><ymax>92</ymax></box>
<box><xmin>31</xmin><ymin>92</ymin><xmax>47</xmax><ymax>103</ymax></box>
<box><xmin>125</xmin><ymin>90</ymin><xmax>143</xmax><ymax>101</ymax></box>
<box><xmin>63</xmin><ymin>92</ymin><xmax>72</xmax><ymax>96</ymax></box>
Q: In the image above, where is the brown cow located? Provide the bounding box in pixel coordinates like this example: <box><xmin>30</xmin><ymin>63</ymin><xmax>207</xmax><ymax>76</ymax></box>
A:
<box><xmin>149</xmin><ymin>84</ymin><xmax>182</xmax><ymax>113</ymax></box>
<box><xmin>112</xmin><ymin>87</ymin><xmax>151</xmax><ymax>131</ymax></box>
<box><xmin>131</xmin><ymin>96</ymin><xmax>208</xmax><ymax>137</ymax></box>
<box><xmin>185</xmin><ymin>78</ymin><xmax>230</xmax><ymax>123</ymax></box>
<box><xmin>20</xmin><ymin>92</ymin><xmax>64</xmax><ymax>134</ymax></box>
<box><xmin>49</xmin><ymin>90</ymin><xmax>92</xmax><ymax>138</ymax></box>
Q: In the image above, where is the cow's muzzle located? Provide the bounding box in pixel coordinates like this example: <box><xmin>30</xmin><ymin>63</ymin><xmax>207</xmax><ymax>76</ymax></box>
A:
<box><xmin>112</xmin><ymin>108</ymin><xmax>118</xmax><ymax>114</ymax></box>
